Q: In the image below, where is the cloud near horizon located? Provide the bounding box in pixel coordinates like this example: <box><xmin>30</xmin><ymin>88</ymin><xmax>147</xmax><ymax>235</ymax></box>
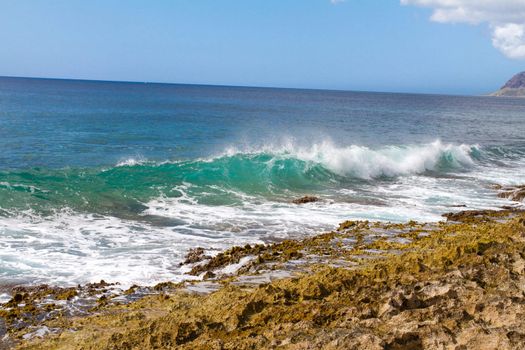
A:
<box><xmin>401</xmin><ymin>0</ymin><xmax>525</xmax><ymax>59</ymax></box>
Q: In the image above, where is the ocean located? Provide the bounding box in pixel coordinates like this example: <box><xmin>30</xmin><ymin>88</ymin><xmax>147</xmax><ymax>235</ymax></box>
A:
<box><xmin>1</xmin><ymin>76</ymin><xmax>524</xmax><ymax>287</ymax></box>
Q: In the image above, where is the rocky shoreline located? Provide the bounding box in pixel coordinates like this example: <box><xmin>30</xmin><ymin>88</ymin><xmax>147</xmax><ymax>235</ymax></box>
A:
<box><xmin>2</xmin><ymin>205</ymin><xmax>525</xmax><ymax>348</ymax></box>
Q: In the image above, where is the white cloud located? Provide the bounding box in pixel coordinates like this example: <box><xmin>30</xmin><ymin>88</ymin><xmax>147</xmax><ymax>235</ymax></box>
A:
<box><xmin>492</xmin><ymin>23</ymin><xmax>525</xmax><ymax>59</ymax></box>
<box><xmin>401</xmin><ymin>0</ymin><xmax>525</xmax><ymax>59</ymax></box>
<box><xmin>330</xmin><ymin>0</ymin><xmax>345</xmax><ymax>5</ymax></box>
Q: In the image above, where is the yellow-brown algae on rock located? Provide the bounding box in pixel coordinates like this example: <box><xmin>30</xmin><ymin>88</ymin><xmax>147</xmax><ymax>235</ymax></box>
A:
<box><xmin>11</xmin><ymin>210</ymin><xmax>525</xmax><ymax>349</ymax></box>
<box><xmin>182</xmin><ymin>247</ymin><xmax>210</xmax><ymax>265</ymax></box>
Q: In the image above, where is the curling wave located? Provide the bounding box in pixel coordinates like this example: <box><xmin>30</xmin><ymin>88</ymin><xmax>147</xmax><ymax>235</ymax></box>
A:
<box><xmin>221</xmin><ymin>139</ymin><xmax>479</xmax><ymax>179</ymax></box>
<box><xmin>0</xmin><ymin>140</ymin><xmax>484</xmax><ymax>217</ymax></box>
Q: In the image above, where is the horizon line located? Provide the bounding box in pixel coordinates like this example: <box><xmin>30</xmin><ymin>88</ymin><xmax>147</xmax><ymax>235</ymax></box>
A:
<box><xmin>0</xmin><ymin>74</ymin><xmax>482</xmax><ymax>98</ymax></box>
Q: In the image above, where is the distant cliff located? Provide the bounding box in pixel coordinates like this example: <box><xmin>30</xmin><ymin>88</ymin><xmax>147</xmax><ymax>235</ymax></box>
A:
<box><xmin>491</xmin><ymin>71</ymin><xmax>525</xmax><ymax>97</ymax></box>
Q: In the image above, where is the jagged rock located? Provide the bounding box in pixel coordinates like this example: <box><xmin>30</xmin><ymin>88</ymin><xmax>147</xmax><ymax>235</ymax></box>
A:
<box><xmin>497</xmin><ymin>185</ymin><xmax>525</xmax><ymax>202</ymax></box>
<box><xmin>292</xmin><ymin>196</ymin><xmax>320</xmax><ymax>204</ymax></box>
<box><xmin>202</xmin><ymin>271</ymin><xmax>216</xmax><ymax>280</ymax></box>
<box><xmin>183</xmin><ymin>247</ymin><xmax>209</xmax><ymax>264</ymax></box>
<box><xmin>502</xmin><ymin>71</ymin><xmax>525</xmax><ymax>89</ymax></box>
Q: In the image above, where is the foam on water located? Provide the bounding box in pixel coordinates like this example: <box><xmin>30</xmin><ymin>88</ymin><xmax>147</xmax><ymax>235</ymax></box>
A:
<box><xmin>221</xmin><ymin>139</ymin><xmax>478</xmax><ymax>179</ymax></box>
<box><xmin>0</xmin><ymin>202</ymin><xmax>417</xmax><ymax>287</ymax></box>
<box><xmin>115</xmin><ymin>156</ymin><xmax>148</xmax><ymax>167</ymax></box>
<box><xmin>0</xmin><ymin>209</ymin><xmax>248</xmax><ymax>287</ymax></box>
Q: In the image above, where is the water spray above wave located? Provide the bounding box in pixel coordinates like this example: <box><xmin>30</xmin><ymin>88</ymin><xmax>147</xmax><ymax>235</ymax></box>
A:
<box><xmin>219</xmin><ymin>139</ymin><xmax>479</xmax><ymax>179</ymax></box>
<box><xmin>115</xmin><ymin>156</ymin><xmax>148</xmax><ymax>167</ymax></box>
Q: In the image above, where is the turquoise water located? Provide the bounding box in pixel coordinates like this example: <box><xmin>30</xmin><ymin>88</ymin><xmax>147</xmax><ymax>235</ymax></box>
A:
<box><xmin>1</xmin><ymin>77</ymin><xmax>524</xmax><ymax>287</ymax></box>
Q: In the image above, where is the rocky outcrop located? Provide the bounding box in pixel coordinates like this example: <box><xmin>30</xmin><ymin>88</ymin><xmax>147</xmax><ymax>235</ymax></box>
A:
<box><xmin>502</xmin><ymin>72</ymin><xmax>525</xmax><ymax>89</ymax></box>
<box><xmin>497</xmin><ymin>185</ymin><xmax>525</xmax><ymax>202</ymax></box>
<box><xmin>491</xmin><ymin>72</ymin><xmax>525</xmax><ymax>97</ymax></box>
<box><xmin>292</xmin><ymin>196</ymin><xmax>320</xmax><ymax>204</ymax></box>
<box><xmin>182</xmin><ymin>247</ymin><xmax>210</xmax><ymax>264</ymax></box>
<box><xmin>12</xmin><ymin>210</ymin><xmax>525</xmax><ymax>350</ymax></box>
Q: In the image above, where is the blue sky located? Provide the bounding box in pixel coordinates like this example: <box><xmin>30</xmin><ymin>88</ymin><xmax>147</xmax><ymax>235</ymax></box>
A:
<box><xmin>0</xmin><ymin>0</ymin><xmax>524</xmax><ymax>94</ymax></box>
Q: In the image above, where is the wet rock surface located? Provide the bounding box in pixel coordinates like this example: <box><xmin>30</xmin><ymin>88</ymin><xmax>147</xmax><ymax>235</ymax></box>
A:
<box><xmin>4</xmin><ymin>208</ymin><xmax>525</xmax><ymax>350</ymax></box>
<box><xmin>442</xmin><ymin>208</ymin><xmax>525</xmax><ymax>222</ymax></box>
<box><xmin>182</xmin><ymin>247</ymin><xmax>210</xmax><ymax>265</ymax></box>
<box><xmin>497</xmin><ymin>185</ymin><xmax>525</xmax><ymax>202</ymax></box>
<box><xmin>292</xmin><ymin>196</ymin><xmax>320</xmax><ymax>204</ymax></box>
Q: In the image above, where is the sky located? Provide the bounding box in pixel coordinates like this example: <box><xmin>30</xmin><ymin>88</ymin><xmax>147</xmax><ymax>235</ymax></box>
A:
<box><xmin>0</xmin><ymin>0</ymin><xmax>524</xmax><ymax>95</ymax></box>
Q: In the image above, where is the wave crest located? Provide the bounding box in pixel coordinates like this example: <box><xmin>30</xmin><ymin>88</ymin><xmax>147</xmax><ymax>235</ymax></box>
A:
<box><xmin>221</xmin><ymin>140</ymin><xmax>478</xmax><ymax>179</ymax></box>
<box><xmin>116</xmin><ymin>157</ymin><xmax>147</xmax><ymax>167</ymax></box>
<box><xmin>0</xmin><ymin>140</ymin><xmax>481</xmax><ymax>218</ymax></box>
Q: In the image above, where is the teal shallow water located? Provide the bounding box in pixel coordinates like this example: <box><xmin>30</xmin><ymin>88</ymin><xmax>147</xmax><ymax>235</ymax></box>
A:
<box><xmin>0</xmin><ymin>77</ymin><xmax>524</xmax><ymax>287</ymax></box>
<box><xmin>0</xmin><ymin>144</ymin><xmax>481</xmax><ymax>216</ymax></box>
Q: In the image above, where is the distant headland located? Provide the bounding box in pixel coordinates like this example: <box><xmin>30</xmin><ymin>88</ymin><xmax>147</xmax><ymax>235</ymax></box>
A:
<box><xmin>491</xmin><ymin>71</ymin><xmax>525</xmax><ymax>97</ymax></box>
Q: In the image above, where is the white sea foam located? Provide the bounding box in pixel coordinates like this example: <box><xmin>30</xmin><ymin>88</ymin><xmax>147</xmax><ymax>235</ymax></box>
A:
<box><xmin>111</xmin><ymin>139</ymin><xmax>479</xmax><ymax>180</ymax></box>
<box><xmin>0</xmin><ymin>173</ymin><xmax>517</xmax><ymax>289</ymax></box>
<box><xmin>221</xmin><ymin>139</ymin><xmax>478</xmax><ymax>179</ymax></box>
<box><xmin>115</xmin><ymin>156</ymin><xmax>147</xmax><ymax>167</ymax></box>
<box><xmin>0</xmin><ymin>192</ymin><xmax>447</xmax><ymax>288</ymax></box>
<box><xmin>0</xmin><ymin>209</ymin><xmax>220</xmax><ymax>288</ymax></box>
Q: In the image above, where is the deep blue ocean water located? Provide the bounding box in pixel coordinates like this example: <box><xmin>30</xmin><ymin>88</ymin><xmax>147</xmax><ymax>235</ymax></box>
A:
<box><xmin>1</xmin><ymin>76</ymin><xmax>524</xmax><ymax>287</ymax></box>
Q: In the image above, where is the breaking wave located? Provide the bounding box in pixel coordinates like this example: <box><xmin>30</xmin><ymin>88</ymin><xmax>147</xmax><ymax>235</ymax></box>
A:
<box><xmin>0</xmin><ymin>140</ymin><xmax>483</xmax><ymax>215</ymax></box>
<box><xmin>220</xmin><ymin>139</ymin><xmax>479</xmax><ymax>179</ymax></box>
